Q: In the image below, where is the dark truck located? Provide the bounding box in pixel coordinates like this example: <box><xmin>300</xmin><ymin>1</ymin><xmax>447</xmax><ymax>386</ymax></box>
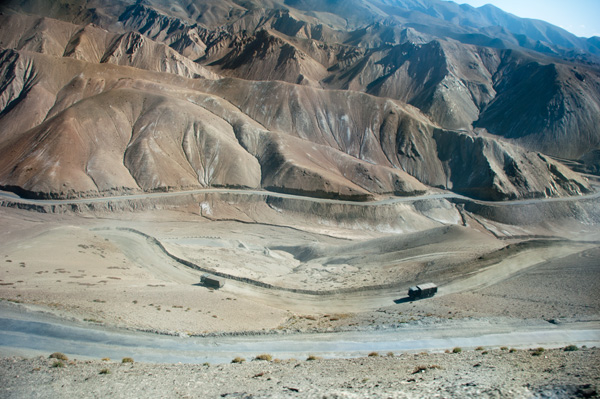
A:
<box><xmin>200</xmin><ymin>274</ymin><xmax>225</xmax><ymax>289</ymax></box>
<box><xmin>408</xmin><ymin>283</ymin><xmax>437</xmax><ymax>299</ymax></box>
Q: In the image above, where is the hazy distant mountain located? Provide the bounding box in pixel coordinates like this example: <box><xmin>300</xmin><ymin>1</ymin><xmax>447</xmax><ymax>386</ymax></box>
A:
<box><xmin>0</xmin><ymin>0</ymin><xmax>597</xmax><ymax>200</ymax></box>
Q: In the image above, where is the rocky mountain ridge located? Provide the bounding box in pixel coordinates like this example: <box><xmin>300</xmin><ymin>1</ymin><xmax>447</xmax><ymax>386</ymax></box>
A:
<box><xmin>0</xmin><ymin>0</ymin><xmax>597</xmax><ymax>200</ymax></box>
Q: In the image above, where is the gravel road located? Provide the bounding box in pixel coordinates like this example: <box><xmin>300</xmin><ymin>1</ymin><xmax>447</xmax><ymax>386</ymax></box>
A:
<box><xmin>1</xmin><ymin>302</ymin><xmax>599</xmax><ymax>365</ymax></box>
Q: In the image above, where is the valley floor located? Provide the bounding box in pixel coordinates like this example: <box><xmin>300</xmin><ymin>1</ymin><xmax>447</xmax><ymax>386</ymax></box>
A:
<box><xmin>0</xmin><ymin>196</ymin><xmax>598</xmax><ymax>397</ymax></box>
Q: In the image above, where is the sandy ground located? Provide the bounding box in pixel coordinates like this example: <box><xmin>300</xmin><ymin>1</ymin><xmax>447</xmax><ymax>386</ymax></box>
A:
<box><xmin>0</xmin><ymin>200</ymin><xmax>599</xmax><ymax>397</ymax></box>
<box><xmin>0</xmin><ymin>205</ymin><xmax>598</xmax><ymax>333</ymax></box>
<box><xmin>0</xmin><ymin>211</ymin><xmax>289</xmax><ymax>334</ymax></box>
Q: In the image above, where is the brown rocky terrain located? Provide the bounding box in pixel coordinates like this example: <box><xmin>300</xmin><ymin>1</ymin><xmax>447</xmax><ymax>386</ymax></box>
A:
<box><xmin>0</xmin><ymin>46</ymin><xmax>592</xmax><ymax>200</ymax></box>
<box><xmin>0</xmin><ymin>0</ymin><xmax>598</xmax><ymax>200</ymax></box>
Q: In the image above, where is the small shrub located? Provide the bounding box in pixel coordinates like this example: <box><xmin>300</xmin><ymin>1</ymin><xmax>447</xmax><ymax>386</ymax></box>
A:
<box><xmin>306</xmin><ymin>355</ymin><xmax>321</xmax><ymax>361</ymax></box>
<box><xmin>475</xmin><ymin>346</ymin><xmax>484</xmax><ymax>351</ymax></box>
<box><xmin>51</xmin><ymin>361</ymin><xmax>64</xmax><ymax>368</ymax></box>
<box><xmin>101</xmin><ymin>358</ymin><xmax>110</xmax><ymax>362</ymax></box>
<box><xmin>412</xmin><ymin>365</ymin><xmax>428</xmax><ymax>374</ymax></box>
<box><xmin>564</xmin><ymin>345</ymin><xmax>579</xmax><ymax>352</ymax></box>
<box><xmin>500</xmin><ymin>347</ymin><xmax>508</xmax><ymax>351</ymax></box>
<box><xmin>531</xmin><ymin>347</ymin><xmax>545</xmax><ymax>356</ymax></box>
<box><xmin>452</xmin><ymin>347</ymin><xmax>462</xmax><ymax>354</ymax></box>
<box><xmin>202</xmin><ymin>362</ymin><xmax>210</xmax><ymax>367</ymax></box>
<box><xmin>481</xmin><ymin>351</ymin><xmax>488</xmax><ymax>355</ymax></box>
<box><xmin>387</xmin><ymin>352</ymin><xmax>395</xmax><ymax>357</ymax></box>
<box><xmin>49</xmin><ymin>352</ymin><xmax>68</xmax><ymax>361</ymax></box>
<box><xmin>231</xmin><ymin>357</ymin><xmax>246</xmax><ymax>364</ymax></box>
<box><xmin>509</xmin><ymin>348</ymin><xmax>517</xmax><ymax>353</ymax></box>
<box><xmin>122</xmin><ymin>357</ymin><xmax>134</xmax><ymax>364</ymax></box>
<box><xmin>99</xmin><ymin>368</ymin><xmax>110</xmax><ymax>374</ymax></box>
<box><xmin>254</xmin><ymin>354</ymin><xmax>272</xmax><ymax>361</ymax></box>
<box><xmin>368</xmin><ymin>352</ymin><xmax>379</xmax><ymax>357</ymax></box>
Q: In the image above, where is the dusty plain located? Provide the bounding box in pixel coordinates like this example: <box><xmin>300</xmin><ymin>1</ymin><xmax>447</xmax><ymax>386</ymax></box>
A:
<box><xmin>0</xmin><ymin>191</ymin><xmax>599</xmax><ymax>398</ymax></box>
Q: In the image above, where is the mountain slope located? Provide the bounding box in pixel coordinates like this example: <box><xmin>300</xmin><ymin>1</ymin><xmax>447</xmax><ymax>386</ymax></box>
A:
<box><xmin>107</xmin><ymin>1</ymin><xmax>600</xmax><ymax>158</ymax></box>
<box><xmin>0</xmin><ymin>49</ymin><xmax>589</xmax><ymax>200</ymax></box>
<box><xmin>0</xmin><ymin>0</ymin><xmax>597</xmax><ymax>201</ymax></box>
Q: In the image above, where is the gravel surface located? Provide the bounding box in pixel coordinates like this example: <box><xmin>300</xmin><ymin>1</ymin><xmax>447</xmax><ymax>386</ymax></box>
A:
<box><xmin>1</xmin><ymin>347</ymin><xmax>598</xmax><ymax>398</ymax></box>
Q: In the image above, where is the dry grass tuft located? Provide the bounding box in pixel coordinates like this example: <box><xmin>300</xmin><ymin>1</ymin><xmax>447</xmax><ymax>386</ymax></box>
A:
<box><xmin>530</xmin><ymin>347</ymin><xmax>545</xmax><ymax>356</ymax></box>
<box><xmin>49</xmin><ymin>352</ymin><xmax>68</xmax><ymax>361</ymax></box>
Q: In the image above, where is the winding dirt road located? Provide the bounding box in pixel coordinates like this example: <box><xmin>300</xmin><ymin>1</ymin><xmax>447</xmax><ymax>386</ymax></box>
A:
<box><xmin>1</xmin><ymin>186</ymin><xmax>599</xmax><ymax>208</ymax></box>
<box><xmin>94</xmin><ymin>227</ymin><xmax>595</xmax><ymax>314</ymax></box>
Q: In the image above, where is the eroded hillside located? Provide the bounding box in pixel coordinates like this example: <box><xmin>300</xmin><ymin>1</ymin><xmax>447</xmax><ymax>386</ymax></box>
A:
<box><xmin>0</xmin><ymin>0</ymin><xmax>598</xmax><ymax>200</ymax></box>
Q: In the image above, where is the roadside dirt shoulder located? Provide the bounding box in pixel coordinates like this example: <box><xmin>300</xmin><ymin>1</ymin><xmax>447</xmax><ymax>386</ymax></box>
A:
<box><xmin>2</xmin><ymin>348</ymin><xmax>598</xmax><ymax>398</ymax></box>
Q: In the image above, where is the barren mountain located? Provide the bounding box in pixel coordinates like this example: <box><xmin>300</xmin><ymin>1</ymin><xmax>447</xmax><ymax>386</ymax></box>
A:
<box><xmin>0</xmin><ymin>0</ymin><xmax>598</xmax><ymax>200</ymax></box>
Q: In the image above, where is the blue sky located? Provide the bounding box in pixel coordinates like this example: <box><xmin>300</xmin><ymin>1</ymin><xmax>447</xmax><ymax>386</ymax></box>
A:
<box><xmin>444</xmin><ymin>0</ymin><xmax>600</xmax><ymax>38</ymax></box>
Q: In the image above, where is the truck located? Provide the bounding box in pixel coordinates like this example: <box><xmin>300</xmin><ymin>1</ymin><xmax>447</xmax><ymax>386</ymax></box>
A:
<box><xmin>200</xmin><ymin>274</ymin><xmax>225</xmax><ymax>289</ymax></box>
<box><xmin>407</xmin><ymin>283</ymin><xmax>437</xmax><ymax>299</ymax></box>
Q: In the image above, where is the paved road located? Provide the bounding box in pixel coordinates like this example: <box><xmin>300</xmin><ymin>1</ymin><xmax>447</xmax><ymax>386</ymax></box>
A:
<box><xmin>1</xmin><ymin>186</ymin><xmax>599</xmax><ymax>208</ymax></box>
<box><xmin>0</xmin><ymin>304</ymin><xmax>598</xmax><ymax>364</ymax></box>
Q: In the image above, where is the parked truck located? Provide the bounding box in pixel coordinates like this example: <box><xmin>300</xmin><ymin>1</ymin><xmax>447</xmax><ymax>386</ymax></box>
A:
<box><xmin>407</xmin><ymin>283</ymin><xmax>437</xmax><ymax>299</ymax></box>
<box><xmin>200</xmin><ymin>274</ymin><xmax>225</xmax><ymax>289</ymax></box>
